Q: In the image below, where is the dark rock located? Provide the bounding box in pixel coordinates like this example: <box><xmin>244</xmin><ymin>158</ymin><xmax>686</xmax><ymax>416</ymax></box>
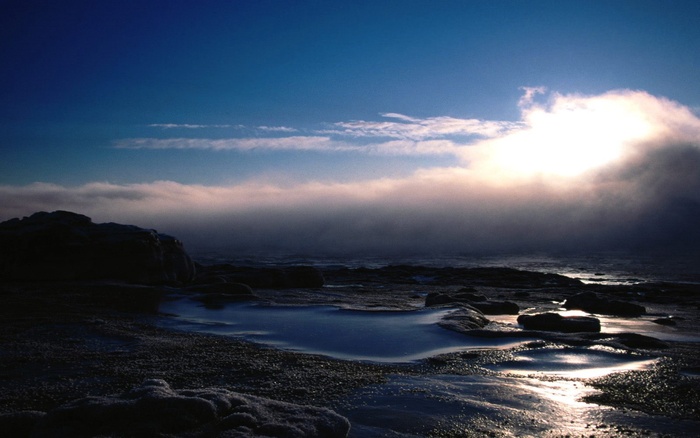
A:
<box><xmin>517</xmin><ymin>312</ymin><xmax>601</xmax><ymax>333</ymax></box>
<box><xmin>563</xmin><ymin>292</ymin><xmax>645</xmax><ymax>316</ymax></box>
<box><xmin>425</xmin><ymin>292</ymin><xmax>518</xmax><ymax>315</ymax></box>
<box><xmin>652</xmin><ymin>317</ymin><xmax>677</xmax><ymax>326</ymax></box>
<box><xmin>194</xmin><ymin>292</ymin><xmax>260</xmax><ymax>309</ymax></box>
<box><xmin>285</xmin><ymin>266</ymin><xmax>326</xmax><ymax>288</ymax></box>
<box><xmin>437</xmin><ymin>306</ymin><xmax>490</xmax><ymax>333</ymax></box>
<box><xmin>613</xmin><ymin>333</ymin><xmax>669</xmax><ymax>349</ymax></box>
<box><xmin>73</xmin><ymin>283</ymin><xmax>166</xmax><ymax>313</ymax></box>
<box><xmin>425</xmin><ymin>292</ymin><xmax>455</xmax><ymax>307</ymax></box>
<box><xmin>326</xmin><ymin>265</ymin><xmax>582</xmax><ymax>288</ymax></box>
<box><xmin>27</xmin><ymin>379</ymin><xmax>350</xmax><ymax>437</ymax></box>
<box><xmin>186</xmin><ymin>282</ymin><xmax>254</xmax><ymax>296</ymax></box>
<box><xmin>196</xmin><ymin>264</ymin><xmax>324</xmax><ymax>289</ymax></box>
<box><xmin>0</xmin><ymin>411</ymin><xmax>45</xmax><ymax>437</ymax></box>
<box><xmin>470</xmin><ymin>301</ymin><xmax>520</xmax><ymax>315</ymax></box>
<box><xmin>0</xmin><ymin>211</ymin><xmax>195</xmax><ymax>284</ymax></box>
<box><xmin>454</xmin><ymin>292</ymin><xmax>487</xmax><ymax>302</ymax></box>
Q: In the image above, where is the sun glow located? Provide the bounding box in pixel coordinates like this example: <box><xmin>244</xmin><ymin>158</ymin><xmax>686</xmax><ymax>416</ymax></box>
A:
<box><xmin>473</xmin><ymin>92</ymin><xmax>655</xmax><ymax>178</ymax></box>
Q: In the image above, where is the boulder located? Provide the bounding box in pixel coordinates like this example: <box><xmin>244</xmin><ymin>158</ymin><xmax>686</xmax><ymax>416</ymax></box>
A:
<box><xmin>437</xmin><ymin>306</ymin><xmax>490</xmax><ymax>333</ymax></box>
<box><xmin>13</xmin><ymin>379</ymin><xmax>350</xmax><ymax>438</ymax></box>
<box><xmin>517</xmin><ymin>312</ymin><xmax>601</xmax><ymax>333</ymax></box>
<box><xmin>563</xmin><ymin>292</ymin><xmax>645</xmax><ymax>316</ymax></box>
<box><xmin>0</xmin><ymin>211</ymin><xmax>195</xmax><ymax>284</ymax></box>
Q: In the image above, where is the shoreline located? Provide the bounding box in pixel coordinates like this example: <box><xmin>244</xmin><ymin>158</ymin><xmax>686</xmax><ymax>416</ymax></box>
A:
<box><xmin>1</xmin><ymin>264</ymin><xmax>699</xmax><ymax>436</ymax></box>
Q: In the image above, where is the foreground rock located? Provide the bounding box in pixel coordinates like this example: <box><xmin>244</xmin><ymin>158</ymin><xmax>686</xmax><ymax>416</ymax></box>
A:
<box><xmin>518</xmin><ymin>312</ymin><xmax>601</xmax><ymax>332</ymax></box>
<box><xmin>0</xmin><ymin>211</ymin><xmax>195</xmax><ymax>284</ymax></box>
<box><xmin>0</xmin><ymin>379</ymin><xmax>350</xmax><ymax>438</ymax></box>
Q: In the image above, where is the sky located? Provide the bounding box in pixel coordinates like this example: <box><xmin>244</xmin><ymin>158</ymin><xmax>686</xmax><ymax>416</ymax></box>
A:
<box><xmin>1</xmin><ymin>0</ymin><xmax>700</xmax><ymax>257</ymax></box>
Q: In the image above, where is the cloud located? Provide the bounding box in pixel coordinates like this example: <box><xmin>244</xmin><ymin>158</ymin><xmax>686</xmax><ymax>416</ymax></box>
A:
<box><xmin>324</xmin><ymin>113</ymin><xmax>518</xmax><ymax>140</ymax></box>
<box><xmin>518</xmin><ymin>86</ymin><xmax>547</xmax><ymax>107</ymax></box>
<box><xmin>113</xmin><ymin>136</ymin><xmax>353</xmax><ymax>152</ymax></box>
<box><xmin>256</xmin><ymin>125</ymin><xmax>298</xmax><ymax>132</ymax></box>
<box><xmin>4</xmin><ymin>89</ymin><xmax>700</xmax><ymax>257</ymax></box>
<box><xmin>463</xmin><ymin>89</ymin><xmax>700</xmax><ymax>179</ymax></box>
<box><xmin>148</xmin><ymin>123</ymin><xmax>237</xmax><ymax>129</ymax></box>
<box><xmin>113</xmin><ymin>136</ymin><xmax>461</xmax><ymax>156</ymax></box>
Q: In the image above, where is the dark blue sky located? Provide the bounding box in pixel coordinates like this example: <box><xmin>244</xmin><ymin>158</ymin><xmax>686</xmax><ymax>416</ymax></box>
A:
<box><xmin>2</xmin><ymin>0</ymin><xmax>699</xmax><ymax>185</ymax></box>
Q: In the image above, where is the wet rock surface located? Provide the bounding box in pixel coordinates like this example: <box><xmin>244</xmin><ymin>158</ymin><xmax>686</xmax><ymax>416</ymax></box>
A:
<box><xmin>1</xmin><ymin>261</ymin><xmax>699</xmax><ymax>436</ymax></box>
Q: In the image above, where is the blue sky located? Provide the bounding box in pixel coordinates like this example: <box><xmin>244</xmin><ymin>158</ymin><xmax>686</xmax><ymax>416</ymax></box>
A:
<box><xmin>2</xmin><ymin>0</ymin><xmax>700</xmax><ymax>255</ymax></box>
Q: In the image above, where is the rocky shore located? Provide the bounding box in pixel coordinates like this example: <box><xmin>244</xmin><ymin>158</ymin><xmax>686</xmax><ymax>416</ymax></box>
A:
<box><xmin>1</xmin><ymin>212</ymin><xmax>699</xmax><ymax>436</ymax></box>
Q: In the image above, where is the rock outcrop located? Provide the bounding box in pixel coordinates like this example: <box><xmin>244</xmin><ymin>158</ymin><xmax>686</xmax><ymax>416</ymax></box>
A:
<box><xmin>0</xmin><ymin>211</ymin><xmax>195</xmax><ymax>284</ymax></box>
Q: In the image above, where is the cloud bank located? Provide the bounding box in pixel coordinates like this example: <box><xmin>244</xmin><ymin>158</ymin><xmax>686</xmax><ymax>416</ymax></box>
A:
<box><xmin>2</xmin><ymin>89</ymin><xmax>700</xmax><ymax>257</ymax></box>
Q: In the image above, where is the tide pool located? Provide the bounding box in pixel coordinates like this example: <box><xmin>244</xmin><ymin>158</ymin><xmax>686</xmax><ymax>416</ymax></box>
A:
<box><xmin>159</xmin><ymin>299</ymin><xmax>527</xmax><ymax>363</ymax></box>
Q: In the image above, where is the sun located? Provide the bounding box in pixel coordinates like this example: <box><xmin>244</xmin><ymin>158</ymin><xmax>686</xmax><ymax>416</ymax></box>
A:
<box><xmin>478</xmin><ymin>94</ymin><xmax>654</xmax><ymax>178</ymax></box>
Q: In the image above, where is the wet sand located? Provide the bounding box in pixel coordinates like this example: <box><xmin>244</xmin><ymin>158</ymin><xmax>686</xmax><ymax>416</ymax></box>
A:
<box><xmin>1</xmin><ymin>266</ymin><xmax>699</xmax><ymax>436</ymax></box>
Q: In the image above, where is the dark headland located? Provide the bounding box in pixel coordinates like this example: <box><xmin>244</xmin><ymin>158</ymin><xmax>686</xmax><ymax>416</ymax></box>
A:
<box><xmin>1</xmin><ymin>211</ymin><xmax>699</xmax><ymax>437</ymax></box>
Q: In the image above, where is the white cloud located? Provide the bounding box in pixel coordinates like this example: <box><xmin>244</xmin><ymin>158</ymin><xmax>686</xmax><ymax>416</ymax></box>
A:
<box><xmin>518</xmin><ymin>86</ymin><xmax>547</xmax><ymax>107</ymax></box>
<box><xmin>256</xmin><ymin>125</ymin><xmax>298</xmax><ymax>132</ymax></box>
<box><xmin>148</xmin><ymin>123</ymin><xmax>236</xmax><ymax>129</ymax></box>
<box><xmin>326</xmin><ymin>113</ymin><xmax>517</xmax><ymax>140</ymax></box>
<box><xmin>113</xmin><ymin>136</ymin><xmax>461</xmax><ymax>156</ymax></box>
<box><xmin>113</xmin><ymin>136</ymin><xmax>355</xmax><ymax>152</ymax></box>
